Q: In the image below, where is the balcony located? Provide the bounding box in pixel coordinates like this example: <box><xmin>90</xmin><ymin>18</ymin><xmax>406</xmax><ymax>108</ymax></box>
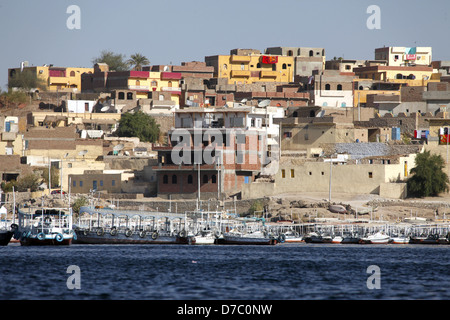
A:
<box><xmin>260</xmin><ymin>71</ymin><xmax>279</xmax><ymax>78</ymax></box>
<box><xmin>231</xmin><ymin>70</ymin><xmax>251</xmax><ymax>78</ymax></box>
<box><xmin>129</xmin><ymin>85</ymin><xmax>150</xmax><ymax>91</ymax></box>
<box><xmin>161</xmin><ymin>87</ymin><xmax>181</xmax><ymax>94</ymax></box>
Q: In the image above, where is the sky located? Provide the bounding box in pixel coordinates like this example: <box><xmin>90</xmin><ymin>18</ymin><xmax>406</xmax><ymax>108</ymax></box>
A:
<box><xmin>0</xmin><ymin>0</ymin><xmax>449</xmax><ymax>90</ymax></box>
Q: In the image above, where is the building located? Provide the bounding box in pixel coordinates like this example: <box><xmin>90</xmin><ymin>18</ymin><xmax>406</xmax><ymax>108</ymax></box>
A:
<box><xmin>205</xmin><ymin>49</ymin><xmax>295</xmax><ymax>85</ymax></box>
<box><xmin>353</xmin><ymin>65</ymin><xmax>439</xmax><ymax>86</ymax></box>
<box><xmin>374</xmin><ymin>47</ymin><xmax>432</xmax><ymax>67</ymax></box>
<box><xmin>81</xmin><ymin>64</ymin><xmax>182</xmax><ymax>112</ymax></box>
<box><xmin>309</xmin><ymin>70</ymin><xmax>357</xmax><ymax>108</ymax></box>
<box><xmin>8</xmin><ymin>64</ymin><xmax>94</xmax><ymax>92</ymax></box>
<box><xmin>325</xmin><ymin>59</ymin><xmax>386</xmax><ymax>73</ymax></box>
<box><xmin>153</xmin><ymin>106</ymin><xmax>281</xmax><ymax>199</ymax></box>
<box><xmin>265</xmin><ymin>47</ymin><xmax>326</xmax><ymax>79</ymax></box>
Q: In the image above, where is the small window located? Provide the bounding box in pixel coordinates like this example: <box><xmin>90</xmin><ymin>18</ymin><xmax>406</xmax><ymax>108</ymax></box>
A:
<box><xmin>321</xmin><ymin>172</ymin><xmax>324</xmax><ymax>176</ymax></box>
<box><xmin>100</xmin><ymin>180</ymin><xmax>103</xmax><ymax>187</ymax></box>
<box><xmin>325</xmin><ymin>84</ymin><xmax>331</xmax><ymax>90</ymax></box>
<box><xmin>284</xmin><ymin>132</ymin><xmax>292</xmax><ymax>138</ymax></box>
<box><xmin>73</xmin><ymin>181</ymin><xmax>76</xmax><ymax>187</ymax></box>
<box><xmin>309</xmin><ymin>172</ymin><xmax>312</xmax><ymax>176</ymax></box>
<box><xmin>368</xmin><ymin>172</ymin><xmax>373</xmax><ymax>178</ymax></box>
<box><xmin>112</xmin><ymin>180</ymin><xmax>115</xmax><ymax>186</ymax></box>
<box><xmin>79</xmin><ymin>181</ymin><xmax>83</xmax><ymax>187</ymax></box>
<box><xmin>187</xmin><ymin>175</ymin><xmax>193</xmax><ymax>184</ymax></box>
<box><xmin>290</xmin><ymin>169</ymin><xmax>295</xmax><ymax>178</ymax></box>
<box><xmin>282</xmin><ymin>63</ymin><xmax>287</xmax><ymax>70</ymax></box>
<box><xmin>281</xmin><ymin>169</ymin><xmax>285</xmax><ymax>178</ymax></box>
<box><xmin>337</xmin><ymin>84</ymin><xmax>342</xmax><ymax>91</ymax></box>
<box><xmin>203</xmin><ymin>174</ymin><xmax>208</xmax><ymax>184</ymax></box>
<box><xmin>70</xmin><ymin>71</ymin><xmax>76</xmax><ymax>77</ymax></box>
<box><xmin>172</xmin><ymin>175</ymin><xmax>177</xmax><ymax>184</ymax></box>
<box><xmin>118</xmin><ymin>92</ymin><xmax>125</xmax><ymax>100</ymax></box>
<box><xmin>163</xmin><ymin>175</ymin><xmax>168</xmax><ymax>184</ymax></box>
<box><xmin>127</xmin><ymin>92</ymin><xmax>133</xmax><ymax>100</ymax></box>
<box><xmin>211</xmin><ymin>175</ymin><xmax>217</xmax><ymax>184</ymax></box>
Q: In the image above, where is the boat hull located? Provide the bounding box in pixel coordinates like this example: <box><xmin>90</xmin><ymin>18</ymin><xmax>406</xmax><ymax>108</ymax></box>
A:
<box><xmin>73</xmin><ymin>230</ymin><xmax>194</xmax><ymax>245</ymax></box>
<box><xmin>0</xmin><ymin>230</ymin><xmax>14</xmax><ymax>246</ymax></box>
<box><xmin>20</xmin><ymin>237</ymin><xmax>72</xmax><ymax>246</ymax></box>
<box><xmin>219</xmin><ymin>234</ymin><xmax>277</xmax><ymax>245</ymax></box>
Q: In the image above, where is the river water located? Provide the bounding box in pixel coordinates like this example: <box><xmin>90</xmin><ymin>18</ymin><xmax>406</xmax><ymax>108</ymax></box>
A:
<box><xmin>0</xmin><ymin>243</ymin><xmax>448</xmax><ymax>301</ymax></box>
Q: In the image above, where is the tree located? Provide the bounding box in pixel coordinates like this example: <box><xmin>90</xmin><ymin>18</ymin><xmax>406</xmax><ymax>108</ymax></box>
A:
<box><xmin>116</xmin><ymin>111</ymin><xmax>160</xmax><ymax>143</ymax></box>
<box><xmin>15</xmin><ymin>173</ymin><xmax>40</xmax><ymax>192</ymax></box>
<box><xmin>92</xmin><ymin>50</ymin><xmax>129</xmax><ymax>72</ymax></box>
<box><xmin>407</xmin><ymin>150</ymin><xmax>449</xmax><ymax>197</ymax></box>
<box><xmin>127</xmin><ymin>53</ymin><xmax>150</xmax><ymax>71</ymax></box>
<box><xmin>8</xmin><ymin>70</ymin><xmax>47</xmax><ymax>91</ymax></box>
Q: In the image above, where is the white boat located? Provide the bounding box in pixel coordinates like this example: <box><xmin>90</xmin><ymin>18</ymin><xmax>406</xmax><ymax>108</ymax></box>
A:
<box><xmin>220</xmin><ymin>230</ymin><xmax>277</xmax><ymax>245</ymax></box>
<box><xmin>331</xmin><ymin>235</ymin><xmax>343</xmax><ymax>244</ymax></box>
<box><xmin>391</xmin><ymin>235</ymin><xmax>410</xmax><ymax>244</ymax></box>
<box><xmin>283</xmin><ymin>231</ymin><xmax>303</xmax><ymax>243</ymax></box>
<box><xmin>18</xmin><ymin>207</ymin><xmax>75</xmax><ymax>246</ymax></box>
<box><xmin>361</xmin><ymin>231</ymin><xmax>391</xmax><ymax>244</ymax></box>
<box><xmin>194</xmin><ymin>230</ymin><xmax>217</xmax><ymax>245</ymax></box>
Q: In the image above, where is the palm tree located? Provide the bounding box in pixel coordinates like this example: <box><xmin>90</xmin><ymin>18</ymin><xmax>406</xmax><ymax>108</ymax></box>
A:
<box><xmin>127</xmin><ymin>53</ymin><xmax>150</xmax><ymax>71</ymax></box>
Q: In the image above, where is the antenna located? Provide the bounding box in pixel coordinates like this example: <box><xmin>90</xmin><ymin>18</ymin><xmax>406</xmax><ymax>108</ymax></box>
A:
<box><xmin>113</xmin><ymin>144</ymin><xmax>124</xmax><ymax>152</ymax></box>
<box><xmin>258</xmin><ymin>99</ymin><xmax>271</xmax><ymax>107</ymax></box>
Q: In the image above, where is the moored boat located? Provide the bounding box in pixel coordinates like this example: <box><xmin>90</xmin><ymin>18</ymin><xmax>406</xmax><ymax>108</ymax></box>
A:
<box><xmin>0</xmin><ymin>205</ymin><xmax>18</xmax><ymax>246</ymax></box>
<box><xmin>391</xmin><ymin>235</ymin><xmax>411</xmax><ymax>244</ymax></box>
<box><xmin>220</xmin><ymin>230</ymin><xmax>277</xmax><ymax>245</ymax></box>
<box><xmin>18</xmin><ymin>207</ymin><xmax>74</xmax><ymax>246</ymax></box>
<box><xmin>73</xmin><ymin>206</ymin><xmax>194</xmax><ymax>245</ymax></box>
<box><xmin>360</xmin><ymin>231</ymin><xmax>391</xmax><ymax>244</ymax></box>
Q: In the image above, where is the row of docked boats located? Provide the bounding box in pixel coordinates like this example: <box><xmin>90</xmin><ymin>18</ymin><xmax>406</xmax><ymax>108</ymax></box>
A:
<box><xmin>1</xmin><ymin>204</ymin><xmax>450</xmax><ymax>246</ymax></box>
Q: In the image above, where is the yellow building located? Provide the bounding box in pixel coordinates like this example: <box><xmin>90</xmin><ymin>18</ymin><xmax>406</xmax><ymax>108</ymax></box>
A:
<box><xmin>205</xmin><ymin>50</ymin><xmax>294</xmax><ymax>84</ymax></box>
<box><xmin>125</xmin><ymin>70</ymin><xmax>181</xmax><ymax>104</ymax></box>
<box><xmin>354</xmin><ymin>65</ymin><xmax>440</xmax><ymax>86</ymax></box>
<box><xmin>8</xmin><ymin>65</ymin><xmax>94</xmax><ymax>92</ymax></box>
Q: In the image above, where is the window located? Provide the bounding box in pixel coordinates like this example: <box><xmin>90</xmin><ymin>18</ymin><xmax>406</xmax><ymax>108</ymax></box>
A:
<box><xmin>187</xmin><ymin>175</ymin><xmax>193</xmax><ymax>184</ymax></box>
<box><xmin>118</xmin><ymin>92</ymin><xmax>125</xmax><ymax>100</ymax></box>
<box><xmin>172</xmin><ymin>175</ymin><xmax>177</xmax><ymax>184</ymax></box>
<box><xmin>290</xmin><ymin>169</ymin><xmax>295</xmax><ymax>178</ymax></box>
<box><xmin>257</xmin><ymin>63</ymin><xmax>261</xmax><ymax>68</ymax></box>
<box><xmin>281</xmin><ymin>169</ymin><xmax>285</xmax><ymax>178</ymax></box>
<box><xmin>337</xmin><ymin>84</ymin><xmax>342</xmax><ymax>91</ymax></box>
<box><xmin>325</xmin><ymin>84</ymin><xmax>331</xmax><ymax>90</ymax></box>
<box><xmin>345</xmin><ymin>65</ymin><xmax>351</xmax><ymax>70</ymax></box>
<box><xmin>70</xmin><ymin>71</ymin><xmax>76</xmax><ymax>77</ymax></box>
<box><xmin>100</xmin><ymin>180</ymin><xmax>103</xmax><ymax>187</ymax></box>
<box><xmin>127</xmin><ymin>92</ymin><xmax>133</xmax><ymax>100</ymax></box>
<box><xmin>203</xmin><ymin>174</ymin><xmax>208</xmax><ymax>184</ymax></box>
<box><xmin>163</xmin><ymin>175</ymin><xmax>168</xmax><ymax>184</ymax></box>
<box><xmin>151</xmin><ymin>81</ymin><xmax>157</xmax><ymax>86</ymax></box>
<box><xmin>241</xmin><ymin>64</ymin><xmax>245</xmax><ymax>70</ymax></box>
<box><xmin>287</xmin><ymin>50</ymin><xmax>293</xmax><ymax>56</ymax></box>
<box><xmin>223</xmin><ymin>64</ymin><xmax>227</xmax><ymax>70</ymax></box>
<box><xmin>73</xmin><ymin>181</ymin><xmax>76</xmax><ymax>187</ymax></box>
<box><xmin>309</xmin><ymin>172</ymin><xmax>312</xmax><ymax>175</ymax></box>
<box><xmin>309</xmin><ymin>50</ymin><xmax>314</xmax><ymax>57</ymax></box>
<box><xmin>79</xmin><ymin>181</ymin><xmax>83</xmax><ymax>187</ymax></box>
<box><xmin>368</xmin><ymin>172</ymin><xmax>373</xmax><ymax>178</ymax></box>
<box><xmin>282</xmin><ymin>63</ymin><xmax>287</xmax><ymax>70</ymax></box>
<box><xmin>211</xmin><ymin>175</ymin><xmax>216</xmax><ymax>184</ymax></box>
<box><xmin>284</xmin><ymin>132</ymin><xmax>292</xmax><ymax>138</ymax></box>
<box><xmin>136</xmin><ymin>80</ymin><xmax>140</xmax><ymax>86</ymax></box>
<box><xmin>112</xmin><ymin>180</ymin><xmax>115</xmax><ymax>186</ymax></box>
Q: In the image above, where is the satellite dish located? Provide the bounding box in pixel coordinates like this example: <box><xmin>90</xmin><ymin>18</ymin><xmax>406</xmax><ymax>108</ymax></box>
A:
<box><xmin>258</xmin><ymin>99</ymin><xmax>271</xmax><ymax>107</ymax></box>
<box><xmin>113</xmin><ymin>144</ymin><xmax>124</xmax><ymax>151</ymax></box>
<box><xmin>240</xmin><ymin>98</ymin><xmax>247</xmax><ymax>103</ymax></box>
<box><xmin>78</xmin><ymin>150</ymin><xmax>88</xmax><ymax>156</ymax></box>
<box><xmin>101</xmin><ymin>106</ymin><xmax>110</xmax><ymax>112</ymax></box>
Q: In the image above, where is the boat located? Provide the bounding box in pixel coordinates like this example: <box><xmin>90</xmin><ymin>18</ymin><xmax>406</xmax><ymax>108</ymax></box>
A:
<box><xmin>391</xmin><ymin>235</ymin><xmax>411</xmax><ymax>244</ymax></box>
<box><xmin>360</xmin><ymin>231</ymin><xmax>391</xmax><ymax>244</ymax></box>
<box><xmin>73</xmin><ymin>206</ymin><xmax>194</xmax><ymax>245</ymax></box>
<box><xmin>409</xmin><ymin>234</ymin><xmax>442</xmax><ymax>245</ymax></box>
<box><xmin>17</xmin><ymin>207</ymin><xmax>75</xmax><ymax>246</ymax></box>
<box><xmin>220</xmin><ymin>230</ymin><xmax>277</xmax><ymax>245</ymax></box>
<box><xmin>193</xmin><ymin>229</ymin><xmax>217</xmax><ymax>245</ymax></box>
<box><xmin>0</xmin><ymin>205</ymin><xmax>18</xmax><ymax>246</ymax></box>
<box><xmin>283</xmin><ymin>231</ymin><xmax>304</xmax><ymax>243</ymax></box>
<box><xmin>329</xmin><ymin>205</ymin><xmax>347</xmax><ymax>214</ymax></box>
<box><xmin>331</xmin><ymin>235</ymin><xmax>343</xmax><ymax>244</ymax></box>
<box><xmin>304</xmin><ymin>232</ymin><xmax>333</xmax><ymax>244</ymax></box>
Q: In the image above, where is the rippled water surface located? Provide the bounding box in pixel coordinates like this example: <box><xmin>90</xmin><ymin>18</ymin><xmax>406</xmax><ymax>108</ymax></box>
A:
<box><xmin>0</xmin><ymin>243</ymin><xmax>448</xmax><ymax>300</ymax></box>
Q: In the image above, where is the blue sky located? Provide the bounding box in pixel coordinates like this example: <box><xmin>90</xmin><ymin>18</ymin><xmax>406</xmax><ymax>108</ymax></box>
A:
<box><xmin>0</xmin><ymin>0</ymin><xmax>449</xmax><ymax>90</ymax></box>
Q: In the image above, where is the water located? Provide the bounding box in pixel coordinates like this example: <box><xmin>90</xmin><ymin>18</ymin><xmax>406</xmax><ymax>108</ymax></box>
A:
<box><xmin>0</xmin><ymin>243</ymin><xmax>449</xmax><ymax>300</ymax></box>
